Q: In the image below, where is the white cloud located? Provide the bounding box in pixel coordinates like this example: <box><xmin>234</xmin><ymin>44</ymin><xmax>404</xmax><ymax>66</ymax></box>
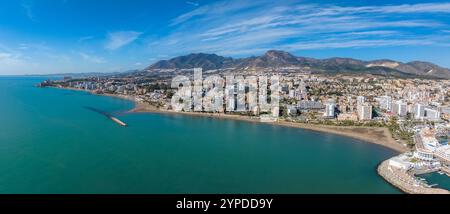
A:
<box><xmin>283</xmin><ymin>39</ymin><xmax>434</xmax><ymax>50</ymax></box>
<box><xmin>0</xmin><ymin>51</ymin><xmax>31</xmax><ymax>75</ymax></box>
<box><xmin>78</xmin><ymin>36</ymin><xmax>94</xmax><ymax>43</ymax></box>
<box><xmin>21</xmin><ymin>1</ymin><xmax>37</xmax><ymax>22</ymax></box>
<box><xmin>339</xmin><ymin>30</ymin><xmax>398</xmax><ymax>36</ymax></box>
<box><xmin>148</xmin><ymin>0</ymin><xmax>450</xmax><ymax>58</ymax></box>
<box><xmin>171</xmin><ymin>0</ymin><xmax>268</xmax><ymax>26</ymax></box>
<box><xmin>186</xmin><ymin>1</ymin><xmax>199</xmax><ymax>7</ymax></box>
<box><xmin>0</xmin><ymin>52</ymin><xmax>24</xmax><ymax>65</ymax></box>
<box><xmin>45</xmin><ymin>53</ymin><xmax>71</xmax><ymax>63</ymax></box>
<box><xmin>216</xmin><ymin>48</ymin><xmax>271</xmax><ymax>56</ymax></box>
<box><xmin>79</xmin><ymin>52</ymin><xmax>105</xmax><ymax>64</ymax></box>
<box><xmin>17</xmin><ymin>42</ymin><xmax>52</xmax><ymax>51</ymax></box>
<box><xmin>18</xmin><ymin>44</ymin><xmax>29</xmax><ymax>50</ymax></box>
<box><xmin>326</xmin><ymin>3</ymin><xmax>450</xmax><ymax>14</ymax></box>
<box><xmin>105</xmin><ymin>31</ymin><xmax>142</xmax><ymax>50</ymax></box>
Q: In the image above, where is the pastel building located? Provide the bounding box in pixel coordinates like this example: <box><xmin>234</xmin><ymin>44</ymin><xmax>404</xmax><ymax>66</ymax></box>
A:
<box><xmin>357</xmin><ymin>104</ymin><xmax>372</xmax><ymax>120</ymax></box>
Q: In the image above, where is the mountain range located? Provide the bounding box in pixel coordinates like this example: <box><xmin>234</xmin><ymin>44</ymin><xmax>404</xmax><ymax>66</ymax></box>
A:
<box><xmin>146</xmin><ymin>50</ymin><xmax>450</xmax><ymax>79</ymax></box>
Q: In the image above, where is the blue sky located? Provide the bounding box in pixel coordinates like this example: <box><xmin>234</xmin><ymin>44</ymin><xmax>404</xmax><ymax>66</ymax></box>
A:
<box><xmin>1</xmin><ymin>0</ymin><xmax>450</xmax><ymax>75</ymax></box>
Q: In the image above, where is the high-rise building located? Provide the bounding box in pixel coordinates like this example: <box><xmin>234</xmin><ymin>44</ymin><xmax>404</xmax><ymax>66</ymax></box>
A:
<box><xmin>324</xmin><ymin>99</ymin><xmax>336</xmax><ymax>118</ymax></box>
<box><xmin>424</xmin><ymin>108</ymin><xmax>440</xmax><ymax>121</ymax></box>
<box><xmin>347</xmin><ymin>96</ymin><xmax>354</xmax><ymax>112</ymax></box>
<box><xmin>357</xmin><ymin>96</ymin><xmax>365</xmax><ymax>106</ymax></box>
<box><xmin>298</xmin><ymin>80</ymin><xmax>308</xmax><ymax>101</ymax></box>
<box><xmin>392</xmin><ymin>100</ymin><xmax>407</xmax><ymax>117</ymax></box>
<box><xmin>357</xmin><ymin>104</ymin><xmax>373</xmax><ymax>120</ymax></box>
<box><xmin>413</xmin><ymin>103</ymin><xmax>425</xmax><ymax>119</ymax></box>
<box><xmin>235</xmin><ymin>76</ymin><xmax>246</xmax><ymax>112</ymax></box>
<box><xmin>193</xmin><ymin>68</ymin><xmax>203</xmax><ymax>112</ymax></box>
<box><xmin>377</xmin><ymin>96</ymin><xmax>392</xmax><ymax>112</ymax></box>
<box><xmin>225</xmin><ymin>75</ymin><xmax>235</xmax><ymax>112</ymax></box>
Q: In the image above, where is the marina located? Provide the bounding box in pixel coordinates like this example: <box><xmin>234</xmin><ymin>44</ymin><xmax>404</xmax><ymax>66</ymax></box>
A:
<box><xmin>378</xmin><ymin>160</ymin><xmax>449</xmax><ymax>194</ymax></box>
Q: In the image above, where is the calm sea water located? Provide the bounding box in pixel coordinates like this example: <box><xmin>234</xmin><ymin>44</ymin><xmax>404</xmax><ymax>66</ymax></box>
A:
<box><xmin>0</xmin><ymin>77</ymin><xmax>401</xmax><ymax>193</ymax></box>
<box><xmin>419</xmin><ymin>173</ymin><xmax>450</xmax><ymax>190</ymax></box>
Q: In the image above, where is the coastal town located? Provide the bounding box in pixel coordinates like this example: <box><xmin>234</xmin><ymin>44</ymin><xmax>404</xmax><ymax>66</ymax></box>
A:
<box><xmin>6</xmin><ymin>0</ymin><xmax>450</xmax><ymax>209</ymax></box>
<box><xmin>39</xmin><ymin>65</ymin><xmax>450</xmax><ymax>194</ymax></box>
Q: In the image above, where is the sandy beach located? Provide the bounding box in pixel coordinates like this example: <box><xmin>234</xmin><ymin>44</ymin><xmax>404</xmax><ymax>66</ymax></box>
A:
<box><xmin>50</xmin><ymin>87</ymin><xmax>418</xmax><ymax>194</ymax></box>
<box><xmin>274</xmin><ymin>121</ymin><xmax>409</xmax><ymax>153</ymax></box>
<box><xmin>55</xmin><ymin>87</ymin><xmax>409</xmax><ymax>153</ymax></box>
<box><xmin>127</xmin><ymin>97</ymin><xmax>409</xmax><ymax>153</ymax></box>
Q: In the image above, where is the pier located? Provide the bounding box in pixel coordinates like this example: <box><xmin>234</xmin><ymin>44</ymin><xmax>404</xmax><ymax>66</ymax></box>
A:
<box><xmin>84</xmin><ymin>107</ymin><xmax>127</xmax><ymax>127</ymax></box>
<box><xmin>110</xmin><ymin>116</ymin><xmax>127</xmax><ymax>126</ymax></box>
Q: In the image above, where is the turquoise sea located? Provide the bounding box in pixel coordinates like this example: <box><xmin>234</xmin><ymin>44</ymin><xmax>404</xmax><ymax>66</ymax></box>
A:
<box><xmin>419</xmin><ymin>173</ymin><xmax>450</xmax><ymax>190</ymax></box>
<box><xmin>0</xmin><ymin>77</ymin><xmax>401</xmax><ymax>193</ymax></box>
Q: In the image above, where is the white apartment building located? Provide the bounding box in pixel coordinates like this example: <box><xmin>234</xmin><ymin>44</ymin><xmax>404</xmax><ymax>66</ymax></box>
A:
<box><xmin>357</xmin><ymin>96</ymin><xmax>365</xmax><ymax>106</ymax></box>
<box><xmin>392</xmin><ymin>100</ymin><xmax>407</xmax><ymax>117</ymax></box>
<box><xmin>324</xmin><ymin>99</ymin><xmax>336</xmax><ymax>118</ymax></box>
<box><xmin>357</xmin><ymin>104</ymin><xmax>372</xmax><ymax>120</ymax></box>
<box><xmin>414</xmin><ymin>128</ymin><xmax>439</xmax><ymax>161</ymax></box>
<box><xmin>424</xmin><ymin>107</ymin><xmax>440</xmax><ymax>121</ymax></box>
<box><xmin>414</xmin><ymin>103</ymin><xmax>426</xmax><ymax>119</ymax></box>
<box><xmin>377</xmin><ymin>96</ymin><xmax>392</xmax><ymax>112</ymax></box>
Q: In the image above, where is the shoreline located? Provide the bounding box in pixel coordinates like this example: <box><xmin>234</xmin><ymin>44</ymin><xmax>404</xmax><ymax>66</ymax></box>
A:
<box><xmin>55</xmin><ymin>87</ymin><xmax>421</xmax><ymax>193</ymax></box>
<box><xmin>64</xmin><ymin>87</ymin><xmax>409</xmax><ymax>153</ymax></box>
<box><xmin>128</xmin><ymin>95</ymin><xmax>409</xmax><ymax>153</ymax></box>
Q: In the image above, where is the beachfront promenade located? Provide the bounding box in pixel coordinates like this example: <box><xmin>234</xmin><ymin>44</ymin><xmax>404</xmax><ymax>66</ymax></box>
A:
<box><xmin>378</xmin><ymin>160</ymin><xmax>449</xmax><ymax>194</ymax></box>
